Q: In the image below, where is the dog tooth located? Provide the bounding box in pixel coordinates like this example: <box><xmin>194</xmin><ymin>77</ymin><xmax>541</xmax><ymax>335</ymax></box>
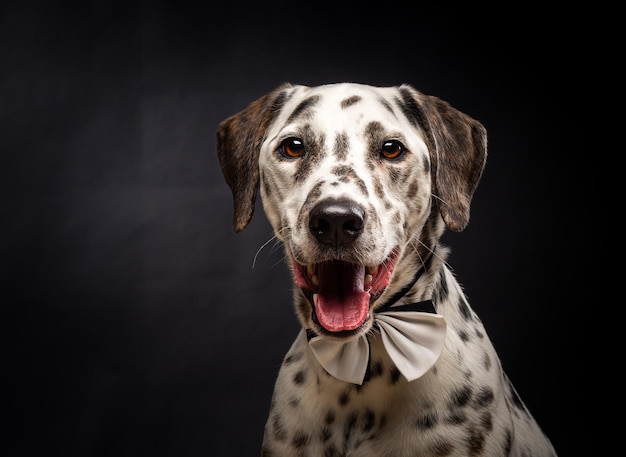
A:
<box><xmin>311</xmin><ymin>274</ymin><xmax>319</xmax><ymax>286</ymax></box>
<box><xmin>313</xmin><ymin>293</ymin><xmax>318</xmax><ymax>305</ymax></box>
<box><xmin>307</xmin><ymin>264</ymin><xmax>315</xmax><ymax>275</ymax></box>
<box><xmin>364</xmin><ymin>274</ymin><xmax>373</xmax><ymax>286</ymax></box>
<box><xmin>367</xmin><ymin>265</ymin><xmax>379</xmax><ymax>276</ymax></box>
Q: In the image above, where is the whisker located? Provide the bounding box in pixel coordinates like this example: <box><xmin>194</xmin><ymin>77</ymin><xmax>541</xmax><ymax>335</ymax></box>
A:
<box><xmin>270</xmin><ymin>254</ymin><xmax>289</xmax><ymax>270</ymax></box>
<box><xmin>252</xmin><ymin>227</ymin><xmax>291</xmax><ymax>269</ymax></box>
<box><xmin>252</xmin><ymin>234</ymin><xmax>279</xmax><ymax>269</ymax></box>
<box><xmin>431</xmin><ymin>193</ymin><xmax>447</xmax><ymax>206</ymax></box>
<box><xmin>411</xmin><ymin>237</ymin><xmax>451</xmax><ymax>270</ymax></box>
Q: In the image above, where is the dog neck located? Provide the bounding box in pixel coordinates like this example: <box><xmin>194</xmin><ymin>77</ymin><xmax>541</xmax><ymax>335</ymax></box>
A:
<box><xmin>376</xmin><ymin>248</ymin><xmax>436</xmax><ymax>313</ymax></box>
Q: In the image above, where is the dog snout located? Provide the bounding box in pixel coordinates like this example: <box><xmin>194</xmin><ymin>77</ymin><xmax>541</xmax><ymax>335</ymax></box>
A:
<box><xmin>309</xmin><ymin>198</ymin><xmax>364</xmax><ymax>247</ymax></box>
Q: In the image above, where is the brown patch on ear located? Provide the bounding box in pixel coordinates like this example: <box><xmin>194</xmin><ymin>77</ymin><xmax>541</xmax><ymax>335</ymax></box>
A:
<box><xmin>216</xmin><ymin>83</ymin><xmax>292</xmax><ymax>232</ymax></box>
<box><xmin>401</xmin><ymin>86</ymin><xmax>487</xmax><ymax>232</ymax></box>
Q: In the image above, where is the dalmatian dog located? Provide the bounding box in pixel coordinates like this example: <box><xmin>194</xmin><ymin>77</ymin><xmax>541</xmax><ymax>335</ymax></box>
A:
<box><xmin>216</xmin><ymin>83</ymin><xmax>557</xmax><ymax>457</ymax></box>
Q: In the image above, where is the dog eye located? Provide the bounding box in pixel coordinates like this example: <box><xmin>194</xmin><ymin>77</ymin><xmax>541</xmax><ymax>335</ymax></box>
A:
<box><xmin>279</xmin><ymin>137</ymin><xmax>305</xmax><ymax>158</ymax></box>
<box><xmin>380</xmin><ymin>140</ymin><xmax>405</xmax><ymax>160</ymax></box>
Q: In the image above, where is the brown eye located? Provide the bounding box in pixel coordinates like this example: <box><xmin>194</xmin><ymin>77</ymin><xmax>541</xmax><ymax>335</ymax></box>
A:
<box><xmin>381</xmin><ymin>140</ymin><xmax>405</xmax><ymax>160</ymax></box>
<box><xmin>280</xmin><ymin>137</ymin><xmax>305</xmax><ymax>158</ymax></box>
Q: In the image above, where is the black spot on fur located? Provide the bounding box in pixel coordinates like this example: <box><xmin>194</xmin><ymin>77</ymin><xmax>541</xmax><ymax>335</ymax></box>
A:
<box><xmin>306</xmin><ymin>181</ymin><xmax>324</xmax><ymax>202</ymax></box>
<box><xmin>439</xmin><ymin>273</ymin><xmax>449</xmax><ymax>302</ymax></box>
<box><xmin>397</xmin><ymin>87</ymin><xmax>422</xmax><ymax>128</ymax></box>
<box><xmin>341</xmin><ymin>95</ymin><xmax>361</xmax><ymax>108</ymax></box>
<box><xmin>475</xmin><ymin>387</ymin><xmax>495</xmax><ymax>407</ymax></box>
<box><xmin>372</xmin><ymin>176</ymin><xmax>385</xmax><ymax>200</ymax></box>
<box><xmin>324</xmin><ymin>409</ymin><xmax>336</xmax><ymax>424</ymax></box>
<box><xmin>293</xmin><ymin>369</ymin><xmax>306</xmax><ymax>385</ymax></box>
<box><xmin>459</xmin><ymin>330</ymin><xmax>469</xmax><ymax>342</ymax></box>
<box><xmin>370</xmin><ymin>360</ymin><xmax>383</xmax><ymax>378</ymax></box>
<box><xmin>331</xmin><ymin>164</ymin><xmax>351</xmax><ymax>179</ymax></box>
<box><xmin>483</xmin><ymin>351</ymin><xmax>492</xmax><ymax>371</ymax></box>
<box><xmin>458</xmin><ymin>296</ymin><xmax>472</xmax><ymax>321</ymax></box>
<box><xmin>271</xmin><ymin>413</ymin><xmax>287</xmax><ymax>441</ymax></box>
<box><xmin>415</xmin><ymin>411</ymin><xmax>438</xmax><ymax>430</ymax></box>
<box><xmin>466</xmin><ymin>426</ymin><xmax>486</xmax><ymax>456</ymax></box>
<box><xmin>284</xmin><ymin>351</ymin><xmax>303</xmax><ymax>365</ymax></box>
<box><xmin>334</xmin><ymin>131</ymin><xmax>349</xmax><ymax>161</ymax></box>
<box><xmin>379</xmin><ymin>97</ymin><xmax>394</xmax><ymax>114</ymax></box>
<box><xmin>365</xmin><ymin>121</ymin><xmax>385</xmax><ymax>148</ymax></box>
<box><xmin>287</xmin><ymin>95</ymin><xmax>321</xmax><ymax>123</ymax></box>
<box><xmin>355</xmin><ymin>176</ymin><xmax>369</xmax><ymax>196</ymax></box>
<box><xmin>479</xmin><ymin>410</ymin><xmax>493</xmax><ymax>431</ymax></box>
<box><xmin>407</xmin><ymin>181</ymin><xmax>419</xmax><ymax>199</ymax></box>
<box><xmin>339</xmin><ymin>389</ymin><xmax>350</xmax><ymax>406</ymax></box>
<box><xmin>291</xmin><ymin>431</ymin><xmax>310</xmax><ymax>449</ymax></box>
<box><xmin>296</xmin><ymin>180</ymin><xmax>324</xmax><ymax>233</ymax></box>
<box><xmin>451</xmin><ymin>385</ymin><xmax>473</xmax><ymax>407</ymax></box>
<box><xmin>288</xmin><ymin>396</ymin><xmax>300</xmax><ymax>408</ymax></box>
<box><xmin>294</xmin><ymin>125</ymin><xmax>325</xmax><ymax>183</ymax></box>
<box><xmin>389</xmin><ymin>166</ymin><xmax>406</xmax><ymax>183</ymax></box>
<box><xmin>389</xmin><ymin>366</ymin><xmax>401</xmax><ymax>385</ymax></box>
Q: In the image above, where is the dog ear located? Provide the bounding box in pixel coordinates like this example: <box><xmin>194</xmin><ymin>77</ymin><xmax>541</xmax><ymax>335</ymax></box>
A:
<box><xmin>400</xmin><ymin>85</ymin><xmax>487</xmax><ymax>232</ymax></box>
<box><xmin>216</xmin><ymin>83</ymin><xmax>292</xmax><ymax>233</ymax></box>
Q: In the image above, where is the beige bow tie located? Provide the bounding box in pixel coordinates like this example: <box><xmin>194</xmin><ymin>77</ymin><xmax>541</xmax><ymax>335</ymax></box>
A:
<box><xmin>306</xmin><ymin>300</ymin><xmax>447</xmax><ymax>385</ymax></box>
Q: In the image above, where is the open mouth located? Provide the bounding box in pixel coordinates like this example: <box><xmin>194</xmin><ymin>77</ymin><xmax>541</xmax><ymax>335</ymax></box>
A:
<box><xmin>291</xmin><ymin>248</ymin><xmax>399</xmax><ymax>334</ymax></box>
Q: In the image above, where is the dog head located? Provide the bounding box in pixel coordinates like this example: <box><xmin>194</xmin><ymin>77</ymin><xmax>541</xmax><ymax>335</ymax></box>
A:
<box><xmin>216</xmin><ymin>83</ymin><xmax>486</xmax><ymax>340</ymax></box>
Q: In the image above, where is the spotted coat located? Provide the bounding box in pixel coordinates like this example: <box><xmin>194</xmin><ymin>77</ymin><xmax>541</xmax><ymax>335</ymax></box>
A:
<box><xmin>216</xmin><ymin>83</ymin><xmax>557</xmax><ymax>457</ymax></box>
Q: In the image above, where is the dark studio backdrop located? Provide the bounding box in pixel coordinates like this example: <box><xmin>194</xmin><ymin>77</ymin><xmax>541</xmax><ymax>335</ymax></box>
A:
<box><xmin>2</xmin><ymin>2</ymin><xmax>577</xmax><ymax>456</ymax></box>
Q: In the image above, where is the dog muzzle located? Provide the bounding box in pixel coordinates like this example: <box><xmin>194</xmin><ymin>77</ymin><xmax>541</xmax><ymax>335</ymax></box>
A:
<box><xmin>305</xmin><ymin>300</ymin><xmax>446</xmax><ymax>385</ymax></box>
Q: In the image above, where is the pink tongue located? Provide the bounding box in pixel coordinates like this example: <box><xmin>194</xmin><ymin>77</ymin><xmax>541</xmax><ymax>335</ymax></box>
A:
<box><xmin>315</xmin><ymin>261</ymin><xmax>370</xmax><ymax>332</ymax></box>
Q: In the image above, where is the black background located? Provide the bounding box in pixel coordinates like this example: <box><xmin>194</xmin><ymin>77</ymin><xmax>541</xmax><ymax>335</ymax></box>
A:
<box><xmin>2</xmin><ymin>2</ymin><xmax>578</xmax><ymax>456</ymax></box>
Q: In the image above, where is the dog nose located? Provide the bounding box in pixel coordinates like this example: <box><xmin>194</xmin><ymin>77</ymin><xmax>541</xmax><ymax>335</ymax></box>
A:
<box><xmin>309</xmin><ymin>199</ymin><xmax>364</xmax><ymax>247</ymax></box>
